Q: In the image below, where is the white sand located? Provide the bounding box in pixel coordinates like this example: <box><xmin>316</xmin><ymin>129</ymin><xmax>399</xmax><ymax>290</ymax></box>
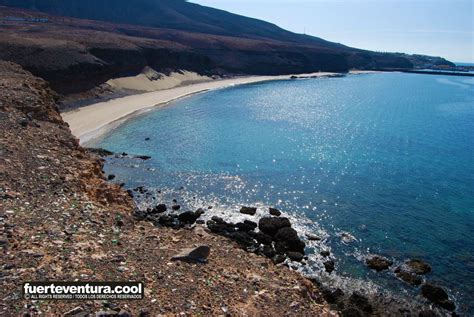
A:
<box><xmin>62</xmin><ymin>71</ymin><xmax>370</xmax><ymax>145</ymax></box>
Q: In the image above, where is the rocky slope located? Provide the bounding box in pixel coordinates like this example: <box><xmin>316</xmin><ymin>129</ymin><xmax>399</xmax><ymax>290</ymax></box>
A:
<box><xmin>0</xmin><ymin>61</ymin><xmax>336</xmax><ymax>315</ymax></box>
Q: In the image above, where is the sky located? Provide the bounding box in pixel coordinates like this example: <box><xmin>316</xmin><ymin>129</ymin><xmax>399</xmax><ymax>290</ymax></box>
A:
<box><xmin>191</xmin><ymin>0</ymin><xmax>474</xmax><ymax>63</ymax></box>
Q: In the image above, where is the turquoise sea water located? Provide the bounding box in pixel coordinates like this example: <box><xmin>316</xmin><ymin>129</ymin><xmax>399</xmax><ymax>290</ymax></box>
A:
<box><xmin>94</xmin><ymin>73</ymin><xmax>474</xmax><ymax>313</ymax></box>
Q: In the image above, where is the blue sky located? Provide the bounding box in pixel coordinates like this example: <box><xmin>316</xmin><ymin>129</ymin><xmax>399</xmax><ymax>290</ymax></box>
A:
<box><xmin>191</xmin><ymin>0</ymin><xmax>473</xmax><ymax>63</ymax></box>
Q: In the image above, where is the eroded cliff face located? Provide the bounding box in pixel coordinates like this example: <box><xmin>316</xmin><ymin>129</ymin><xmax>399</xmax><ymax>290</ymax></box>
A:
<box><xmin>0</xmin><ymin>6</ymin><xmax>430</xmax><ymax>96</ymax></box>
<box><xmin>0</xmin><ymin>61</ymin><xmax>332</xmax><ymax>316</ymax></box>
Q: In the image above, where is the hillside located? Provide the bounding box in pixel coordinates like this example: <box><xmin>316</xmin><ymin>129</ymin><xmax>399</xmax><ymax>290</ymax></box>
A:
<box><xmin>0</xmin><ymin>0</ymin><xmax>346</xmax><ymax>48</ymax></box>
<box><xmin>0</xmin><ymin>2</ymin><xmax>454</xmax><ymax>95</ymax></box>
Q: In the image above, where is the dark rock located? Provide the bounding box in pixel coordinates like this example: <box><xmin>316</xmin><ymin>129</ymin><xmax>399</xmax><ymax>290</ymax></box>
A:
<box><xmin>407</xmin><ymin>259</ymin><xmax>432</xmax><ymax>275</ymax></box>
<box><xmin>421</xmin><ymin>284</ymin><xmax>455</xmax><ymax>311</ymax></box>
<box><xmin>274</xmin><ymin>227</ymin><xmax>305</xmax><ymax>253</ymax></box>
<box><xmin>418</xmin><ymin>310</ymin><xmax>438</xmax><ymax>317</ymax></box>
<box><xmin>366</xmin><ymin>256</ymin><xmax>393</xmax><ymax>271</ymax></box>
<box><xmin>349</xmin><ymin>292</ymin><xmax>373</xmax><ymax>314</ymax></box>
<box><xmin>235</xmin><ymin>220</ymin><xmax>257</xmax><ymax>232</ymax></box>
<box><xmin>240</xmin><ymin>206</ymin><xmax>257</xmax><ymax>215</ymax></box>
<box><xmin>152</xmin><ymin>204</ymin><xmax>167</xmax><ymax>213</ymax></box>
<box><xmin>261</xmin><ymin>245</ymin><xmax>276</xmax><ymax>258</ymax></box>
<box><xmin>145</xmin><ymin>138</ymin><xmax>150</xmax><ymax>141</ymax></box>
<box><xmin>95</xmin><ymin>311</ymin><xmax>118</xmax><ymax>317</ymax></box>
<box><xmin>269</xmin><ymin>207</ymin><xmax>281</xmax><ymax>216</ymax></box>
<box><xmin>172</xmin><ymin>204</ymin><xmax>181</xmax><ymax>211</ymax></box>
<box><xmin>396</xmin><ymin>270</ymin><xmax>422</xmax><ymax>286</ymax></box>
<box><xmin>133</xmin><ymin>209</ymin><xmax>147</xmax><ymax>220</ymax></box>
<box><xmin>135</xmin><ymin>155</ymin><xmax>151</xmax><ymax>160</ymax></box>
<box><xmin>287</xmin><ymin>251</ymin><xmax>304</xmax><ymax>262</ymax></box>
<box><xmin>229</xmin><ymin>231</ymin><xmax>257</xmax><ymax>247</ymax></box>
<box><xmin>195</xmin><ymin>208</ymin><xmax>205</xmax><ymax>216</ymax></box>
<box><xmin>196</xmin><ymin>220</ymin><xmax>205</xmax><ymax>225</ymax></box>
<box><xmin>178</xmin><ymin>211</ymin><xmax>200</xmax><ymax>224</ymax></box>
<box><xmin>321</xmin><ymin>288</ymin><xmax>344</xmax><ymax>304</ymax></box>
<box><xmin>324</xmin><ymin>260</ymin><xmax>335</xmax><ymax>273</ymax></box>
<box><xmin>117</xmin><ymin>310</ymin><xmax>132</xmax><ymax>317</ymax></box>
<box><xmin>134</xmin><ymin>186</ymin><xmax>146</xmax><ymax>194</ymax></box>
<box><xmin>341</xmin><ymin>308</ymin><xmax>362</xmax><ymax>317</ymax></box>
<box><xmin>86</xmin><ymin>148</ymin><xmax>114</xmax><ymax>157</ymax></box>
<box><xmin>157</xmin><ymin>215</ymin><xmax>182</xmax><ymax>229</ymax></box>
<box><xmin>121</xmin><ymin>152</ymin><xmax>128</xmax><ymax>156</ymax></box>
<box><xmin>138</xmin><ymin>309</ymin><xmax>150</xmax><ymax>317</ymax></box>
<box><xmin>320</xmin><ymin>250</ymin><xmax>330</xmax><ymax>257</ymax></box>
<box><xmin>3</xmin><ymin>264</ymin><xmax>15</xmax><ymax>270</ymax></box>
<box><xmin>272</xmin><ymin>254</ymin><xmax>286</xmax><ymax>265</ymax></box>
<box><xmin>19</xmin><ymin>117</ymin><xmax>29</xmax><ymax>127</ymax></box>
<box><xmin>107</xmin><ymin>174</ymin><xmax>116</xmax><ymax>180</ymax></box>
<box><xmin>258</xmin><ymin>217</ymin><xmax>291</xmax><ymax>236</ymax></box>
<box><xmin>207</xmin><ymin>220</ymin><xmax>235</xmax><ymax>235</ymax></box>
<box><xmin>249</xmin><ymin>231</ymin><xmax>273</xmax><ymax>245</ymax></box>
<box><xmin>126</xmin><ymin>190</ymin><xmax>133</xmax><ymax>198</ymax></box>
<box><xmin>171</xmin><ymin>245</ymin><xmax>210</xmax><ymax>263</ymax></box>
<box><xmin>211</xmin><ymin>216</ymin><xmax>226</xmax><ymax>224</ymax></box>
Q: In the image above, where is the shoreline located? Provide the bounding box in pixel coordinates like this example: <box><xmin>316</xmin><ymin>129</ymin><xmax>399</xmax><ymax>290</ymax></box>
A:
<box><xmin>61</xmin><ymin>71</ymin><xmax>376</xmax><ymax>145</ymax></box>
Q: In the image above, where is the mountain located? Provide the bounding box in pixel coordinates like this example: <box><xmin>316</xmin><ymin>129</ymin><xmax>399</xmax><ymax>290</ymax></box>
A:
<box><xmin>0</xmin><ymin>0</ymin><xmax>346</xmax><ymax>48</ymax></box>
<box><xmin>0</xmin><ymin>1</ymin><xmax>454</xmax><ymax>94</ymax></box>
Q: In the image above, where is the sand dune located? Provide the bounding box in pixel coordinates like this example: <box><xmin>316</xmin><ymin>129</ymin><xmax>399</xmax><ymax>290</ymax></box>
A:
<box><xmin>106</xmin><ymin>67</ymin><xmax>213</xmax><ymax>92</ymax></box>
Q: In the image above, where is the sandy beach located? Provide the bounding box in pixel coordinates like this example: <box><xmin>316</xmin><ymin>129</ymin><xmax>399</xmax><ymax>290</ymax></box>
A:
<box><xmin>62</xmin><ymin>71</ymin><xmax>367</xmax><ymax>144</ymax></box>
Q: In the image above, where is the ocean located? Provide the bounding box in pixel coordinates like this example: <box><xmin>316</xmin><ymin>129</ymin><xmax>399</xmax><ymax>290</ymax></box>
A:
<box><xmin>91</xmin><ymin>72</ymin><xmax>474</xmax><ymax>313</ymax></box>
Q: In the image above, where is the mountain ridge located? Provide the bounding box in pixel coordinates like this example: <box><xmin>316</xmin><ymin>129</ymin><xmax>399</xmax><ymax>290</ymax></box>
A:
<box><xmin>0</xmin><ymin>1</ymin><xmax>454</xmax><ymax>95</ymax></box>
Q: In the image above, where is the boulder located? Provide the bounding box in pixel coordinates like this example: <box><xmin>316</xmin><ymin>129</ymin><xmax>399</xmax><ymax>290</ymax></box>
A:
<box><xmin>172</xmin><ymin>204</ymin><xmax>181</xmax><ymax>211</ymax></box>
<box><xmin>406</xmin><ymin>259</ymin><xmax>431</xmax><ymax>275</ymax></box>
<box><xmin>152</xmin><ymin>204</ymin><xmax>167</xmax><ymax>213</ymax></box>
<box><xmin>177</xmin><ymin>211</ymin><xmax>200</xmax><ymax>224</ymax></box>
<box><xmin>274</xmin><ymin>227</ymin><xmax>305</xmax><ymax>253</ymax></box>
<box><xmin>421</xmin><ymin>284</ymin><xmax>455</xmax><ymax>311</ymax></box>
<box><xmin>211</xmin><ymin>216</ymin><xmax>226</xmax><ymax>224</ymax></box>
<box><xmin>258</xmin><ymin>217</ymin><xmax>291</xmax><ymax>236</ymax></box>
<box><xmin>240</xmin><ymin>206</ymin><xmax>257</xmax><ymax>215</ymax></box>
<box><xmin>320</xmin><ymin>250</ymin><xmax>330</xmax><ymax>257</ymax></box>
<box><xmin>261</xmin><ymin>245</ymin><xmax>276</xmax><ymax>258</ymax></box>
<box><xmin>235</xmin><ymin>220</ymin><xmax>257</xmax><ymax>231</ymax></box>
<box><xmin>321</xmin><ymin>288</ymin><xmax>344</xmax><ymax>304</ymax></box>
<box><xmin>324</xmin><ymin>260</ymin><xmax>335</xmax><ymax>273</ymax></box>
<box><xmin>349</xmin><ymin>292</ymin><xmax>373</xmax><ymax>314</ymax></box>
<box><xmin>395</xmin><ymin>270</ymin><xmax>422</xmax><ymax>286</ymax></box>
<box><xmin>287</xmin><ymin>251</ymin><xmax>304</xmax><ymax>262</ymax></box>
<box><xmin>229</xmin><ymin>231</ymin><xmax>257</xmax><ymax>248</ymax></box>
<box><xmin>107</xmin><ymin>174</ymin><xmax>116</xmax><ymax>180</ymax></box>
<box><xmin>195</xmin><ymin>208</ymin><xmax>205</xmax><ymax>216</ymax></box>
<box><xmin>341</xmin><ymin>308</ymin><xmax>362</xmax><ymax>317</ymax></box>
<box><xmin>272</xmin><ymin>254</ymin><xmax>286</xmax><ymax>265</ymax></box>
<box><xmin>269</xmin><ymin>207</ymin><xmax>281</xmax><ymax>216</ymax></box>
<box><xmin>249</xmin><ymin>231</ymin><xmax>273</xmax><ymax>245</ymax></box>
<box><xmin>158</xmin><ymin>215</ymin><xmax>182</xmax><ymax>229</ymax></box>
<box><xmin>171</xmin><ymin>245</ymin><xmax>211</xmax><ymax>263</ymax></box>
<box><xmin>366</xmin><ymin>256</ymin><xmax>393</xmax><ymax>271</ymax></box>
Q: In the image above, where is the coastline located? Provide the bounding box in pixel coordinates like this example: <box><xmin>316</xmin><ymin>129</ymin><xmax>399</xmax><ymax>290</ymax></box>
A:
<box><xmin>1</xmin><ymin>61</ymin><xmax>337</xmax><ymax>316</ymax></box>
<box><xmin>62</xmin><ymin>71</ymin><xmax>375</xmax><ymax>145</ymax></box>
